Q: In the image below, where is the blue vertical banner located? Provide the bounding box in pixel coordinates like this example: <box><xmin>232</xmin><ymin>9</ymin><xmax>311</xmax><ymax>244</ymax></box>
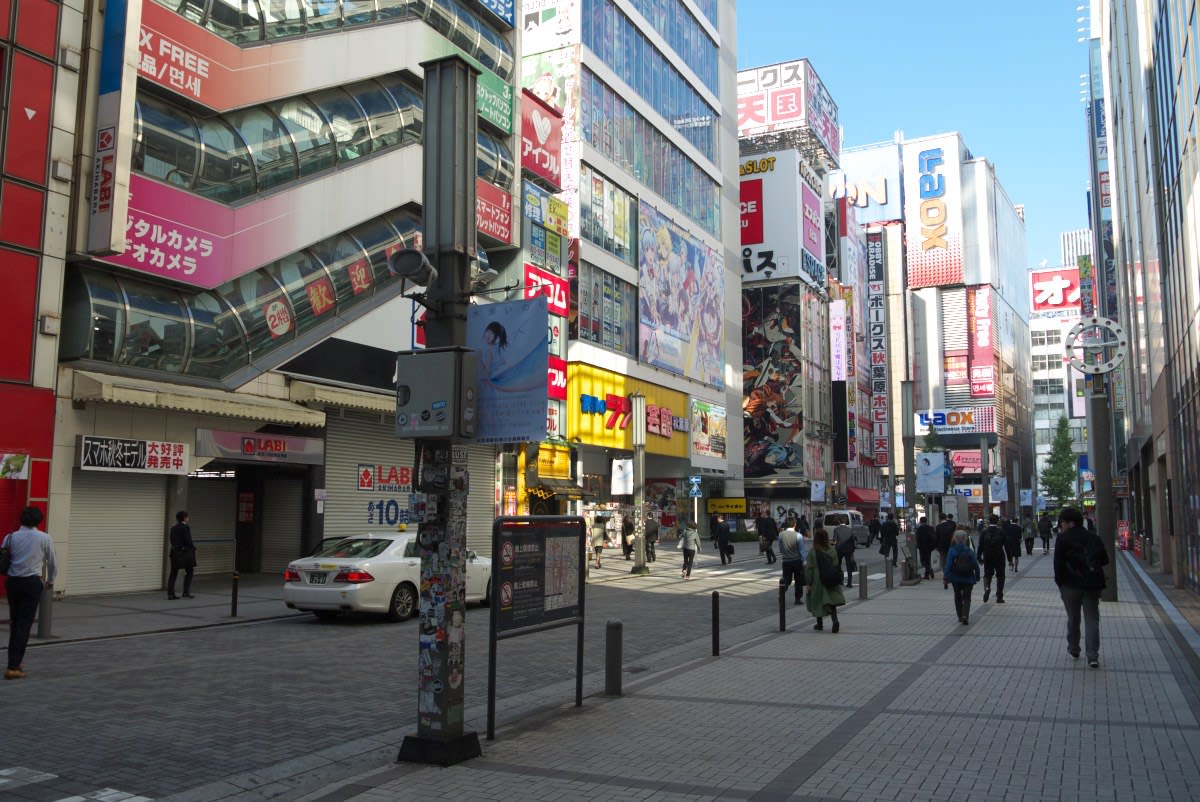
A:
<box><xmin>88</xmin><ymin>0</ymin><xmax>143</xmax><ymax>254</ymax></box>
<box><xmin>467</xmin><ymin>298</ymin><xmax>549</xmax><ymax>444</ymax></box>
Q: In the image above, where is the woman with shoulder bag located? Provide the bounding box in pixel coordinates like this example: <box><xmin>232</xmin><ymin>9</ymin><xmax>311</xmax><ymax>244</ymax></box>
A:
<box><xmin>805</xmin><ymin>528</ymin><xmax>846</xmax><ymax>632</ymax></box>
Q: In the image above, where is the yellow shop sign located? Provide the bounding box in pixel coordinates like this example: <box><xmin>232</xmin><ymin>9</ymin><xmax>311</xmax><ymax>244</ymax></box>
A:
<box><xmin>567</xmin><ymin>365</ymin><xmax>689</xmax><ymax>458</ymax></box>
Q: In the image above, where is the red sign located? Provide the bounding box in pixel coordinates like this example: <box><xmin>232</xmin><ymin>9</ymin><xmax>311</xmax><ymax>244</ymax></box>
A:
<box><xmin>476</xmin><ymin>177</ymin><xmax>512</xmax><ymax>242</ymax></box>
<box><xmin>524</xmin><ymin>263</ymin><xmax>569</xmax><ymax>317</ymax></box>
<box><xmin>967</xmin><ymin>286</ymin><xmax>994</xmax><ymax>398</ymax></box>
<box><xmin>357</xmin><ymin>464</ymin><xmax>413</xmax><ymax>492</ymax></box>
<box><xmin>740</xmin><ymin>178</ymin><xmax>764</xmax><ymax>244</ymax></box>
<box><xmin>548</xmin><ymin>355</ymin><xmax>567</xmax><ymax>400</ymax></box>
<box><xmin>521</xmin><ymin>90</ymin><xmax>563</xmax><ymax>190</ymax></box>
<box><xmin>1030</xmin><ymin>267</ymin><xmax>1082</xmax><ymax>314</ymax></box>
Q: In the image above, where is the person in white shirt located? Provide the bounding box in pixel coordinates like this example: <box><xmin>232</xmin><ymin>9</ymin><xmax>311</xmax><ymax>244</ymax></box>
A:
<box><xmin>776</xmin><ymin>516</ymin><xmax>808</xmax><ymax>605</ymax></box>
<box><xmin>4</xmin><ymin>506</ymin><xmax>57</xmax><ymax>680</ymax></box>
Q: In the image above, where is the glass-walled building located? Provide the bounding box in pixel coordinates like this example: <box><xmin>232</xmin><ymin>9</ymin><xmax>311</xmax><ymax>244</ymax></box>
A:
<box><xmin>42</xmin><ymin>0</ymin><xmax>524</xmax><ymax>594</ymax></box>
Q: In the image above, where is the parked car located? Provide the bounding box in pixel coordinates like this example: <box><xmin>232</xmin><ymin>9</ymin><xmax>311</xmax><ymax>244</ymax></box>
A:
<box><xmin>283</xmin><ymin>533</ymin><xmax>492</xmax><ymax>621</ymax></box>
<box><xmin>821</xmin><ymin>510</ymin><xmax>871</xmax><ymax>547</ymax></box>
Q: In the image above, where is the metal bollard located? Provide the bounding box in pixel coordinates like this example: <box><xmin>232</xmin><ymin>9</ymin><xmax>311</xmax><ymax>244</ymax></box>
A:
<box><xmin>36</xmin><ymin>585</ymin><xmax>54</xmax><ymax>638</ymax></box>
<box><xmin>859</xmin><ymin>564</ymin><xmax>868</xmax><ymax>601</ymax></box>
<box><xmin>779</xmin><ymin>585</ymin><xmax>787</xmax><ymax>631</ymax></box>
<box><xmin>712</xmin><ymin>591</ymin><xmax>720</xmax><ymax>655</ymax></box>
<box><xmin>605</xmin><ymin>619</ymin><xmax>622</xmax><ymax>696</ymax></box>
<box><xmin>230</xmin><ymin>571</ymin><xmax>240</xmax><ymax>618</ymax></box>
<box><xmin>885</xmin><ymin>560</ymin><xmax>894</xmax><ymax>590</ymax></box>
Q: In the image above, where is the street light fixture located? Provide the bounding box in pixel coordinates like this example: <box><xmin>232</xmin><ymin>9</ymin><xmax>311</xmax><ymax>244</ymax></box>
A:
<box><xmin>630</xmin><ymin>392</ymin><xmax>649</xmax><ymax>576</ymax></box>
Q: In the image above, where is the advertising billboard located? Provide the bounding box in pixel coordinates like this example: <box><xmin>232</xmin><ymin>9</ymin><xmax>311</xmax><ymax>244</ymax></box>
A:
<box><xmin>467</xmin><ymin>299</ymin><xmax>550</xmax><ymax>444</ymax></box>
<box><xmin>1030</xmin><ymin>267</ymin><xmax>1082</xmax><ymax>317</ymax></box>
<box><xmin>914</xmin><ymin>407</ymin><xmax>996</xmax><ymax>436</ymax></box>
<box><xmin>902</xmin><ymin>134</ymin><xmax>965</xmax><ymax>288</ymax></box>
<box><xmin>829</xmin><ymin>141</ymin><xmax>904</xmax><ymax>223</ymax></box>
<box><xmin>521</xmin><ymin>0</ymin><xmax>581</xmax><ymax>56</ymax></box>
<box><xmin>690</xmin><ymin>400</ymin><xmax>727</xmax><ymax>468</ymax></box>
<box><xmin>739</xmin><ymin>151</ymin><xmax>824</xmax><ymax>287</ymax></box>
<box><xmin>742</xmin><ymin>285</ymin><xmax>805</xmax><ymax>480</ymax></box>
<box><xmin>830</xmin><ymin>299</ymin><xmax>848</xmax><ymax>382</ymax></box>
<box><xmin>88</xmin><ymin>0</ymin><xmax>143</xmax><ymax>255</ymax></box>
<box><xmin>521</xmin><ymin>90</ymin><xmax>563</xmax><ymax>191</ymax></box>
<box><xmin>967</xmin><ymin>285</ymin><xmax>995</xmax><ymax>398</ymax></box>
<box><xmin>638</xmin><ymin>200</ymin><xmax>725</xmax><ymax>388</ymax></box>
<box><xmin>866</xmin><ymin>231</ymin><xmax>889</xmax><ymax>464</ymax></box>
<box><xmin>736</xmin><ymin>59</ymin><xmax>840</xmax><ymax>164</ymax></box>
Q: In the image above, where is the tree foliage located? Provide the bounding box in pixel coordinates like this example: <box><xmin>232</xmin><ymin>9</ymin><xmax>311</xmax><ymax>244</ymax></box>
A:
<box><xmin>1041</xmin><ymin>416</ymin><xmax>1078</xmax><ymax>506</ymax></box>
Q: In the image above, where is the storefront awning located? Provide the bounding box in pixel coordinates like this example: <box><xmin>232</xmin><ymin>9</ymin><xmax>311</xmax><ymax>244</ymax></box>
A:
<box><xmin>528</xmin><ymin>479</ymin><xmax>590</xmax><ymax>500</ymax></box>
<box><xmin>289</xmin><ymin>380</ymin><xmax>395</xmax><ymax>414</ymax></box>
<box><xmin>847</xmin><ymin>487</ymin><xmax>880</xmax><ymax>505</ymax></box>
<box><xmin>72</xmin><ymin>370</ymin><xmax>326</xmax><ymax>427</ymax></box>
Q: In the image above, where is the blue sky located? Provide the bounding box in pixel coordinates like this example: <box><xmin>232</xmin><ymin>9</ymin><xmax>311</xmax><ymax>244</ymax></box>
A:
<box><xmin>736</xmin><ymin>0</ymin><xmax>1092</xmax><ymax>269</ymax></box>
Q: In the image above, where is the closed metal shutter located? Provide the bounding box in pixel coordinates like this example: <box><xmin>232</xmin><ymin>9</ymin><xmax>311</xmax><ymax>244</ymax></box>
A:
<box><xmin>464</xmin><ymin>444</ymin><xmax>497</xmax><ymax>554</ymax></box>
<box><xmin>260</xmin><ymin>478</ymin><xmax>304</xmax><ymax>574</ymax></box>
<box><xmin>187</xmin><ymin>478</ymin><xmax>237</xmax><ymax>575</ymax></box>
<box><xmin>67</xmin><ymin>470</ymin><xmax>166</xmax><ymax>595</ymax></box>
<box><xmin>323</xmin><ymin>412</ymin><xmax>496</xmax><ymax>551</ymax></box>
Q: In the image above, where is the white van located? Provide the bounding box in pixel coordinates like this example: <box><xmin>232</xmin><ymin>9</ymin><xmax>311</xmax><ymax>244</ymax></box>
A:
<box><xmin>822</xmin><ymin>510</ymin><xmax>870</xmax><ymax>547</ymax></box>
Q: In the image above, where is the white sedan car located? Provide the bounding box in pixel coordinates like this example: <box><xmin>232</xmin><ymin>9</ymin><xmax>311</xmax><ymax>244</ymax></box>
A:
<box><xmin>283</xmin><ymin>533</ymin><xmax>492</xmax><ymax>621</ymax></box>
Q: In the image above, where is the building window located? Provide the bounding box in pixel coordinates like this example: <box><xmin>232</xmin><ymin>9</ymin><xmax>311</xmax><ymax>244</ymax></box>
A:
<box><xmin>570</xmin><ymin>261</ymin><xmax>637</xmax><ymax>356</ymax></box>
<box><xmin>1031</xmin><ymin>353</ymin><xmax>1061</xmax><ymax>372</ymax></box>
<box><xmin>1033</xmin><ymin>378</ymin><xmax>1064</xmax><ymax>396</ymax></box>
<box><xmin>580</xmin><ymin>165</ymin><xmax>636</xmax><ymax>264</ymax></box>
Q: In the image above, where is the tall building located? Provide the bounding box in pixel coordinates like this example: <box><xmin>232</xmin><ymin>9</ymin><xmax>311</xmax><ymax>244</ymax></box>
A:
<box><xmin>1027</xmin><ymin>264</ymin><xmax>1088</xmax><ymax>501</ymax></box>
<box><xmin>736</xmin><ymin>59</ymin><xmax>865</xmax><ymax>522</ymax></box>
<box><xmin>1059</xmin><ymin>227</ymin><xmax>1092</xmax><ymax>268</ymax></box>
<box><xmin>3</xmin><ymin>0</ymin><xmax>742</xmax><ymax>596</ymax></box>
<box><xmin>838</xmin><ymin>132</ymin><xmax>1034</xmax><ymax>519</ymax></box>
<box><xmin>1099</xmin><ymin>0</ymin><xmax>1190</xmax><ymax>584</ymax></box>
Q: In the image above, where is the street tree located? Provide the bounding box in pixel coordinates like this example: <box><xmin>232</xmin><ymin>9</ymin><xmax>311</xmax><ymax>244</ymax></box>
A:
<box><xmin>1041</xmin><ymin>415</ymin><xmax>1078</xmax><ymax>506</ymax></box>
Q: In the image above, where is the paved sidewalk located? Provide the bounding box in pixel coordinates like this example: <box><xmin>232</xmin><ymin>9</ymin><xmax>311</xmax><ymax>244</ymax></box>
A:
<box><xmin>284</xmin><ymin>550</ymin><xmax>1200</xmax><ymax>802</ymax></box>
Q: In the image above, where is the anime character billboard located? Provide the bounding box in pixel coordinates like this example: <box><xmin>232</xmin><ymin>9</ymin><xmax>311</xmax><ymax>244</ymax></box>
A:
<box><xmin>742</xmin><ymin>284</ymin><xmax>805</xmax><ymax>478</ymax></box>
<box><xmin>637</xmin><ymin>200</ymin><xmax>725</xmax><ymax>388</ymax></box>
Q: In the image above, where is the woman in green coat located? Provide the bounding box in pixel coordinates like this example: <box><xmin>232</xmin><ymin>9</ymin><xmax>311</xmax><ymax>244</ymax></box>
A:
<box><xmin>805</xmin><ymin>527</ymin><xmax>847</xmax><ymax>632</ymax></box>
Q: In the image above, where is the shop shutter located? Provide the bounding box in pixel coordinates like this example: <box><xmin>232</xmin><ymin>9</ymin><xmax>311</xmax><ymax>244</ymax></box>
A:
<box><xmin>465</xmin><ymin>444</ymin><xmax>497</xmax><ymax>554</ymax></box>
<box><xmin>260</xmin><ymin>478</ymin><xmax>304</xmax><ymax>574</ymax></box>
<box><xmin>323</xmin><ymin>412</ymin><xmax>416</xmax><ymax>540</ymax></box>
<box><xmin>323</xmin><ymin>412</ymin><xmax>496</xmax><ymax>550</ymax></box>
<box><xmin>187</xmin><ymin>477</ymin><xmax>237</xmax><ymax>575</ymax></box>
<box><xmin>66</xmin><ymin>470</ymin><xmax>166</xmax><ymax>595</ymax></box>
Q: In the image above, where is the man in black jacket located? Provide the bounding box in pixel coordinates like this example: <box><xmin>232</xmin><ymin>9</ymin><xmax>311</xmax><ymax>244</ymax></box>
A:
<box><xmin>167</xmin><ymin>510</ymin><xmax>196</xmax><ymax>600</ymax></box>
<box><xmin>978</xmin><ymin>514</ymin><xmax>1007</xmax><ymax>603</ymax></box>
<box><xmin>1038</xmin><ymin>512</ymin><xmax>1054</xmax><ymax>554</ymax></box>
<box><xmin>1053</xmin><ymin>506</ymin><xmax>1109</xmax><ymax>667</ymax></box>
<box><xmin>880</xmin><ymin>513</ymin><xmax>900</xmax><ymax>567</ymax></box>
<box><xmin>915</xmin><ymin>516</ymin><xmax>936</xmax><ymax>579</ymax></box>
<box><xmin>935</xmin><ymin>514</ymin><xmax>956</xmax><ymax>588</ymax></box>
<box><xmin>1003</xmin><ymin>517</ymin><xmax>1023</xmax><ymax>572</ymax></box>
<box><xmin>757</xmin><ymin>514</ymin><xmax>779</xmax><ymax>564</ymax></box>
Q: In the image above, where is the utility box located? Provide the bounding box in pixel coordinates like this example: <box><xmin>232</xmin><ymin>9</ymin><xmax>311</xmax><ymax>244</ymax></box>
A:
<box><xmin>395</xmin><ymin>347</ymin><xmax>477</xmax><ymax>440</ymax></box>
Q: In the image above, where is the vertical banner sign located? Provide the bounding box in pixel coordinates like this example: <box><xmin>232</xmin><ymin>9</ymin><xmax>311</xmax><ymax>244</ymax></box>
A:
<box><xmin>467</xmin><ymin>299</ymin><xmax>550</xmax><ymax>444</ymax></box>
<box><xmin>968</xmin><ymin>285</ymin><xmax>995</xmax><ymax>398</ymax></box>
<box><xmin>842</xmin><ymin>286</ymin><xmax>858</xmax><ymax>468</ymax></box>
<box><xmin>829</xmin><ymin>299</ymin><xmax>847</xmax><ymax>381</ymax></box>
<box><xmin>88</xmin><ymin>0</ymin><xmax>143</xmax><ymax>254</ymax></box>
<box><xmin>866</xmin><ymin>231</ymin><xmax>889</xmax><ymax>466</ymax></box>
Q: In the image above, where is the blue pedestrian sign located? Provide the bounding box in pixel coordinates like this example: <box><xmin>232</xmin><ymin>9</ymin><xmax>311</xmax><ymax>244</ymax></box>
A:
<box><xmin>688</xmin><ymin>475</ymin><xmax>703</xmax><ymax>498</ymax></box>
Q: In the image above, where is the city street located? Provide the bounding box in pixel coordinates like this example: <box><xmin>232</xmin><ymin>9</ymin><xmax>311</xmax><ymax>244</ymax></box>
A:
<box><xmin>1</xmin><ymin>547</ymin><xmax>791</xmax><ymax>801</ymax></box>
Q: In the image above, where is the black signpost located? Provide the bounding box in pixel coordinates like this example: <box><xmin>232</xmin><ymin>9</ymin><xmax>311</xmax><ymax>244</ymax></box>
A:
<box><xmin>487</xmin><ymin>515</ymin><xmax>587</xmax><ymax>740</ymax></box>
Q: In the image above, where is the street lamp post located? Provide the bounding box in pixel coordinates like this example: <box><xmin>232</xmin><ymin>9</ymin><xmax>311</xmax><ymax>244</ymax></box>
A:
<box><xmin>630</xmin><ymin>392</ymin><xmax>649</xmax><ymax>576</ymax></box>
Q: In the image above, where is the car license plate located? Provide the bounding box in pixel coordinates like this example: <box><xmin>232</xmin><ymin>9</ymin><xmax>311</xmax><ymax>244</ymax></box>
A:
<box><xmin>308</xmin><ymin>572</ymin><xmax>327</xmax><ymax>585</ymax></box>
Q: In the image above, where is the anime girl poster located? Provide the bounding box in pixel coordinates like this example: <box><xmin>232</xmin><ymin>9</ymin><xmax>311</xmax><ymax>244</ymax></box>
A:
<box><xmin>466</xmin><ymin>298</ymin><xmax>549</xmax><ymax>443</ymax></box>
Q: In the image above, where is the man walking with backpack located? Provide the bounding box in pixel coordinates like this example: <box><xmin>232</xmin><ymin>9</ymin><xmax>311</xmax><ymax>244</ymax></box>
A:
<box><xmin>1054</xmin><ymin>506</ymin><xmax>1109</xmax><ymax>667</ymax></box>
<box><xmin>978</xmin><ymin>514</ymin><xmax>1008</xmax><ymax>604</ymax></box>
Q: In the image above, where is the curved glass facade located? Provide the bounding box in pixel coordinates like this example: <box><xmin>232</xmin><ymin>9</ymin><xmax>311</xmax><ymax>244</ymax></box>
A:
<box><xmin>61</xmin><ymin>210</ymin><xmax>421</xmax><ymax>381</ymax></box>
<box><xmin>161</xmin><ymin>0</ymin><xmax>514</xmax><ymax>79</ymax></box>
<box><xmin>582</xmin><ymin>0</ymin><xmax>717</xmax><ymax>160</ymax></box>
<box><xmin>581</xmin><ymin>68</ymin><xmax>719</xmax><ymax>237</ymax></box>
<box><xmin>133</xmin><ymin>82</ymin><xmax>512</xmax><ymax>203</ymax></box>
<box><xmin>584</xmin><ymin>0</ymin><xmax>718</xmax><ymax>100</ymax></box>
